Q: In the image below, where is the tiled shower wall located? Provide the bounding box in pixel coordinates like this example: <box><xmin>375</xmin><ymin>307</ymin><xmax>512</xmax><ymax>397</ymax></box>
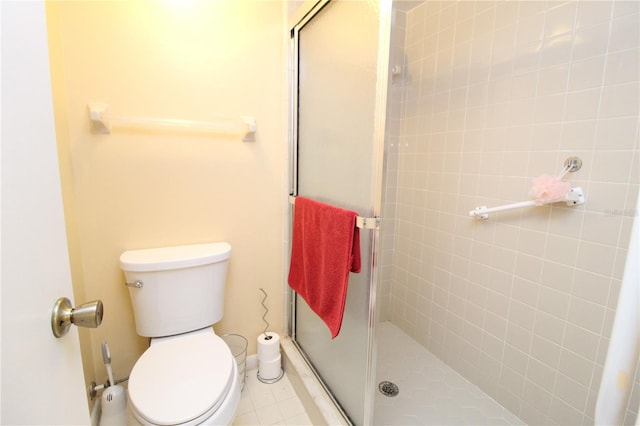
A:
<box><xmin>380</xmin><ymin>1</ymin><xmax>639</xmax><ymax>424</ymax></box>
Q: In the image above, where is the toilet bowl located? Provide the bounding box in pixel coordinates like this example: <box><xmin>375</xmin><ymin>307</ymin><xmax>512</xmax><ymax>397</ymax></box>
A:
<box><xmin>127</xmin><ymin>328</ymin><xmax>241</xmax><ymax>426</ymax></box>
<box><xmin>120</xmin><ymin>242</ymin><xmax>240</xmax><ymax>425</ymax></box>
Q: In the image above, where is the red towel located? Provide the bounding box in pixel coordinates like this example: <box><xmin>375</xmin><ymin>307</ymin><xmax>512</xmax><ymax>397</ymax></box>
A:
<box><xmin>288</xmin><ymin>196</ymin><xmax>361</xmax><ymax>338</ymax></box>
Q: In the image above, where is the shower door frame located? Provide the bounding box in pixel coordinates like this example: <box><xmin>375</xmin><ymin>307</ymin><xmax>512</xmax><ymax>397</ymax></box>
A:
<box><xmin>287</xmin><ymin>0</ymin><xmax>392</xmax><ymax>424</ymax></box>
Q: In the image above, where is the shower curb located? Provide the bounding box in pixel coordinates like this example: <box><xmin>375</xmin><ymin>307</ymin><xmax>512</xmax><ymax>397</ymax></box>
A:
<box><xmin>280</xmin><ymin>337</ymin><xmax>349</xmax><ymax>426</ymax></box>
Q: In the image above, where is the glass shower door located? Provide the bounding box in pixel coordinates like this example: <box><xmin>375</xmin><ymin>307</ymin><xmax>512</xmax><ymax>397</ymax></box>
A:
<box><xmin>291</xmin><ymin>1</ymin><xmax>391</xmax><ymax>424</ymax></box>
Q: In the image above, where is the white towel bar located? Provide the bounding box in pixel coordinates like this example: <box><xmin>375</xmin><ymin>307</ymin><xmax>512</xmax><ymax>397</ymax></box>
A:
<box><xmin>469</xmin><ymin>187</ymin><xmax>585</xmax><ymax>220</ymax></box>
<box><xmin>288</xmin><ymin>196</ymin><xmax>379</xmax><ymax>230</ymax></box>
<box><xmin>87</xmin><ymin>102</ymin><xmax>257</xmax><ymax>141</ymax></box>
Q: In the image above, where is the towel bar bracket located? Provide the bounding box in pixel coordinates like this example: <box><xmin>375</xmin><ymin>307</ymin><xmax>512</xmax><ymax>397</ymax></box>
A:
<box><xmin>357</xmin><ymin>216</ymin><xmax>380</xmax><ymax>230</ymax></box>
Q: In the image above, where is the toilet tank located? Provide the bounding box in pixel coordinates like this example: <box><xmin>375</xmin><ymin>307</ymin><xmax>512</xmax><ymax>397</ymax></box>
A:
<box><xmin>119</xmin><ymin>242</ymin><xmax>231</xmax><ymax>337</ymax></box>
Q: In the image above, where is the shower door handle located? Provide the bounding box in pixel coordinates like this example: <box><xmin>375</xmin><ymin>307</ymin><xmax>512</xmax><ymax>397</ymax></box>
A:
<box><xmin>51</xmin><ymin>297</ymin><xmax>104</xmax><ymax>338</ymax></box>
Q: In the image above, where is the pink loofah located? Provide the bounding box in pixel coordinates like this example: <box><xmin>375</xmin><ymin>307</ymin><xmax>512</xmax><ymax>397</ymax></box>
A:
<box><xmin>530</xmin><ymin>174</ymin><xmax>571</xmax><ymax>205</ymax></box>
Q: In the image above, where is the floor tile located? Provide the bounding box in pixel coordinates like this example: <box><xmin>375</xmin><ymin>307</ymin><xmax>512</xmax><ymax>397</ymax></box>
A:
<box><xmin>233</xmin><ymin>369</ymin><xmax>312</xmax><ymax>426</ymax></box>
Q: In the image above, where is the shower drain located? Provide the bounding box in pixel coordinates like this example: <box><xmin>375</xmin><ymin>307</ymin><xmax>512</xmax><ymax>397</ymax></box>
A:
<box><xmin>378</xmin><ymin>381</ymin><xmax>399</xmax><ymax>397</ymax></box>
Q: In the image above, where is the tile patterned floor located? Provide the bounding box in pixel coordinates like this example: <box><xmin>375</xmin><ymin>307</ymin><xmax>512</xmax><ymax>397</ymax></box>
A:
<box><xmin>233</xmin><ymin>369</ymin><xmax>313</xmax><ymax>426</ymax></box>
<box><xmin>374</xmin><ymin>321</ymin><xmax>525</xmax><ymax>425</ymax></box>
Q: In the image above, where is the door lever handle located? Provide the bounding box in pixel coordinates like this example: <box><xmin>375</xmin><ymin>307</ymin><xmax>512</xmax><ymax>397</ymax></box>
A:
<box><xmin>51</xmin><ymin>297</ymin><xmax>103</xmax><ymax>338</ymax></box>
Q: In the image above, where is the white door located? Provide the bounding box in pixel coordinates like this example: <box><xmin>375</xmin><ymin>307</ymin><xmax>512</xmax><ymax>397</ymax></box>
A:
<box><xmin>1</xmin><ymin>1</ymin><xmax>90</xmax><ymax>424</ymax></box>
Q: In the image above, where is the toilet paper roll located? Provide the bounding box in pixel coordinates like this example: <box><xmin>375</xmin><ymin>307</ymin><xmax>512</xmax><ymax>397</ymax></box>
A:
<box><xmin>257</xmin><ymin>332</ymin><xmax>280</xmax><ymax>361</ymax></box>
<box><xmin>258</xmin><ymin>353</ymin><xmax>282</xmax><ymax>380</ymax></box>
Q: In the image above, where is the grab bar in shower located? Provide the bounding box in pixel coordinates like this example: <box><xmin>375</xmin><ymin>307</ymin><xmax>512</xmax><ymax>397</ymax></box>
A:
<box><xmin>469</xmin><ymin>187</ymin><xmax>585</xmax><ymax>220</ymax></box>
<box><xmin>87</xmin><ymin>102</ymin><xmax>257</xmax><ymax>141</ymax></box>
<box><xmin>288</xmin><ymin>196</ymin><xmax>379</xmax><ymax>229</ymax></box>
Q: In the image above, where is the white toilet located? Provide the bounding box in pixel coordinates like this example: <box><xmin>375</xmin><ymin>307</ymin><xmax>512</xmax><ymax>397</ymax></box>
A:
<box><xmin>119</xmin><ymin>242</ymin><xmax>241</xmax><ymax>426</ymax></box>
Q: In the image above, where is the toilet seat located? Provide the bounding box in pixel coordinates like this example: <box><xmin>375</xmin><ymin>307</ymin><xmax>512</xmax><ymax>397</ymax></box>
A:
<box><xmin>128</xmin><ymin>329</ymin><xmax>235</xmax><ymax>425</ymax></box>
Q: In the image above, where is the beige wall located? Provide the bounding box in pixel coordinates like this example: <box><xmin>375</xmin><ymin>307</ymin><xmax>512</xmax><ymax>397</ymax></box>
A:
<box><xmin>383</xmin><ymin>1</ymin><xmax>639</xmax><ymax>425</ymax></box>
<box><xmin>47</xmin><ymin>0</ymin><xmax>287</xmax><ymax>391</ymax></box>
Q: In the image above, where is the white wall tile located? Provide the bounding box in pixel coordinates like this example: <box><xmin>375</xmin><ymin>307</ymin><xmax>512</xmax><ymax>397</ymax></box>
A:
<box><xmin>531</xmin><ymin>334</ymin><xmax>562</xmax><ymax>369</ymax></box>
<box><xmin>562</xmin><ymin>323</ymin><xmax>600</xmax><ymax>361</ymax></box>
<box><xmin>539</xmin><ymin>63</ymin><xmax>570</xmax><ymax>95</ymax></box>
<box><xmin>595</xmin><ymin>117</ymin><xmax>639</xmax><ymax>150</ymax></box>
<box><xmin>565</xmin><ymin>87</ymin><xmax>601</xmax><ymax>121</ymax></box>
<box><xmin>581</xmin><ymin>211</ymin><xmax>623</xmax><ymax>246</ymax></box>
<box><xmin>569</xmin><ymin>56</ymin><xmax>606</xmax><ymax>91</ymax></box>
<box><xmin>576</xmin><ymin>1</ymin><xmax>612</xmax><ymax>29</ymax></box>
<box><xmin>613</xmin><ymin>0</ymin><xmax>640</xmax><ymax>17</ymax></box>
<box><xmin>555</xmin><ymin>373</ymin><xmax>589</xmax><ymax>411</ymax></box>
<box><xmin>541</xmin><ymin>33</ymin><xmax>573</xmax><ymax>68</ymax></box>
<box><xmin>604</xmin><ymin>48</ymin><xmax>640</xmax><ymax>85</ymax></box>
<box><xmin>534</xmin><ymin>311</ymin><xmax>566</xmax><ymax>346</ymax></box>
<box><xmin>568</xmin><ymin>296</ymin><xmax>605</xmax><ymax>335</ymax></box>
<box><xmin>576</xmin><ymin>240</ymin><xmax>617</xmax><ymax>275</ymax></box>
<box><xmin>544</xmin><ymin>234</ymin><xmax>580</xmax><ymax>266</ymax></box>
<box><xmin>538</xmin><ymin>286</ymin><xmax>571</xmax><ymax>320</ymax></box>
<box><xmin>572</xmin><ymin>22</ymin><xmax>610</xmax><ymax>60</ymax></box>
<box><xmin>526</xmin><ymin>358</ymin><xmax>557</xmax><ymax>391</ymax></box>
<box><xmin>550</xmin><ymin>397</ymin><xmax>584</xmax><ymax>425</ymax></box>
<box><xmin>571</xmin><ymin>268</ymin><xmax>611</xmax><ymax>304</ymax></box>
<box><xmin>608</xmin><ymin>13</ymin><xmax>640</xmax><ymax>53</ymax></box>
<box><xmin>521</xmin><ymin>383</ymin><xmax>553</xmax><ymax>423</ymax></box>
<box><xmin>541</xmin><ymin>260</ymin><xmax>575</xmax><ymax>293</ymax></box>
<box><xmin>561</xmin><ymin>119</ymin><xmax>597</xmax><ymax>150</ymax></box>
<box><xmin>600</xmin><ymin>82</ymin><xmax>640</xmax><ymax>118</ymax></box>
<box><xmin>544</xmin><ymin>2</ymin><xmax>577</xmax><ymax>38</ymax></box>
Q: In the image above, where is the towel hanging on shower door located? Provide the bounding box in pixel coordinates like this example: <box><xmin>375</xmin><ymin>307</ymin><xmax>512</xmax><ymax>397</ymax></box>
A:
<box><xmin>288</xmin><ymin>196</ymin><xmax>361</xmax><ymax>338</ymax></box>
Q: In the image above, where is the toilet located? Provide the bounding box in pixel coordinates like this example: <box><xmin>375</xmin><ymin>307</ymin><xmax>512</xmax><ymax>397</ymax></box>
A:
<box><xmin>119</xmin><ymin>242</ymin><xmax>241</xmax><ymax>426</ymax></box>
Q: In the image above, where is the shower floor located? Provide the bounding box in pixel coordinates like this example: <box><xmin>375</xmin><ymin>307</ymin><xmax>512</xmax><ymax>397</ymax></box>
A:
<box><xmin>374</xmin><ymin>322</ymin><xmax>524</xmax><ymax>425</ymax></box>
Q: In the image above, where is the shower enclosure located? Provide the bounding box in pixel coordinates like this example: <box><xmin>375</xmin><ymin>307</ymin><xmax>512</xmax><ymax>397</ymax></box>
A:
<box><xmin>289</xmin><ymin>1</ymin><xmax>640</xmax><ymax>425</ymax></box>
<box><xmin>289</xmin><ymin>1</ymin><xmax>390</xmax><ymax>424</ymax></box>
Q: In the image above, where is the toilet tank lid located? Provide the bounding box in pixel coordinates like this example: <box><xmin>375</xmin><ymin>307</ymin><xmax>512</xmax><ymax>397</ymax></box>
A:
<box><xmin>120</xmin><ymin>242</ymin><xmax>231</xmax><ymax>272</ymax></box>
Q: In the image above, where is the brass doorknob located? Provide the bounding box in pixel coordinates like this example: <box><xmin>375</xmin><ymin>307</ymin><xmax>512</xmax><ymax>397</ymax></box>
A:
<box><xmin>51</xmin><ymin>297</ymin><xmax>103</xmax><ymax>338</ymax></box>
